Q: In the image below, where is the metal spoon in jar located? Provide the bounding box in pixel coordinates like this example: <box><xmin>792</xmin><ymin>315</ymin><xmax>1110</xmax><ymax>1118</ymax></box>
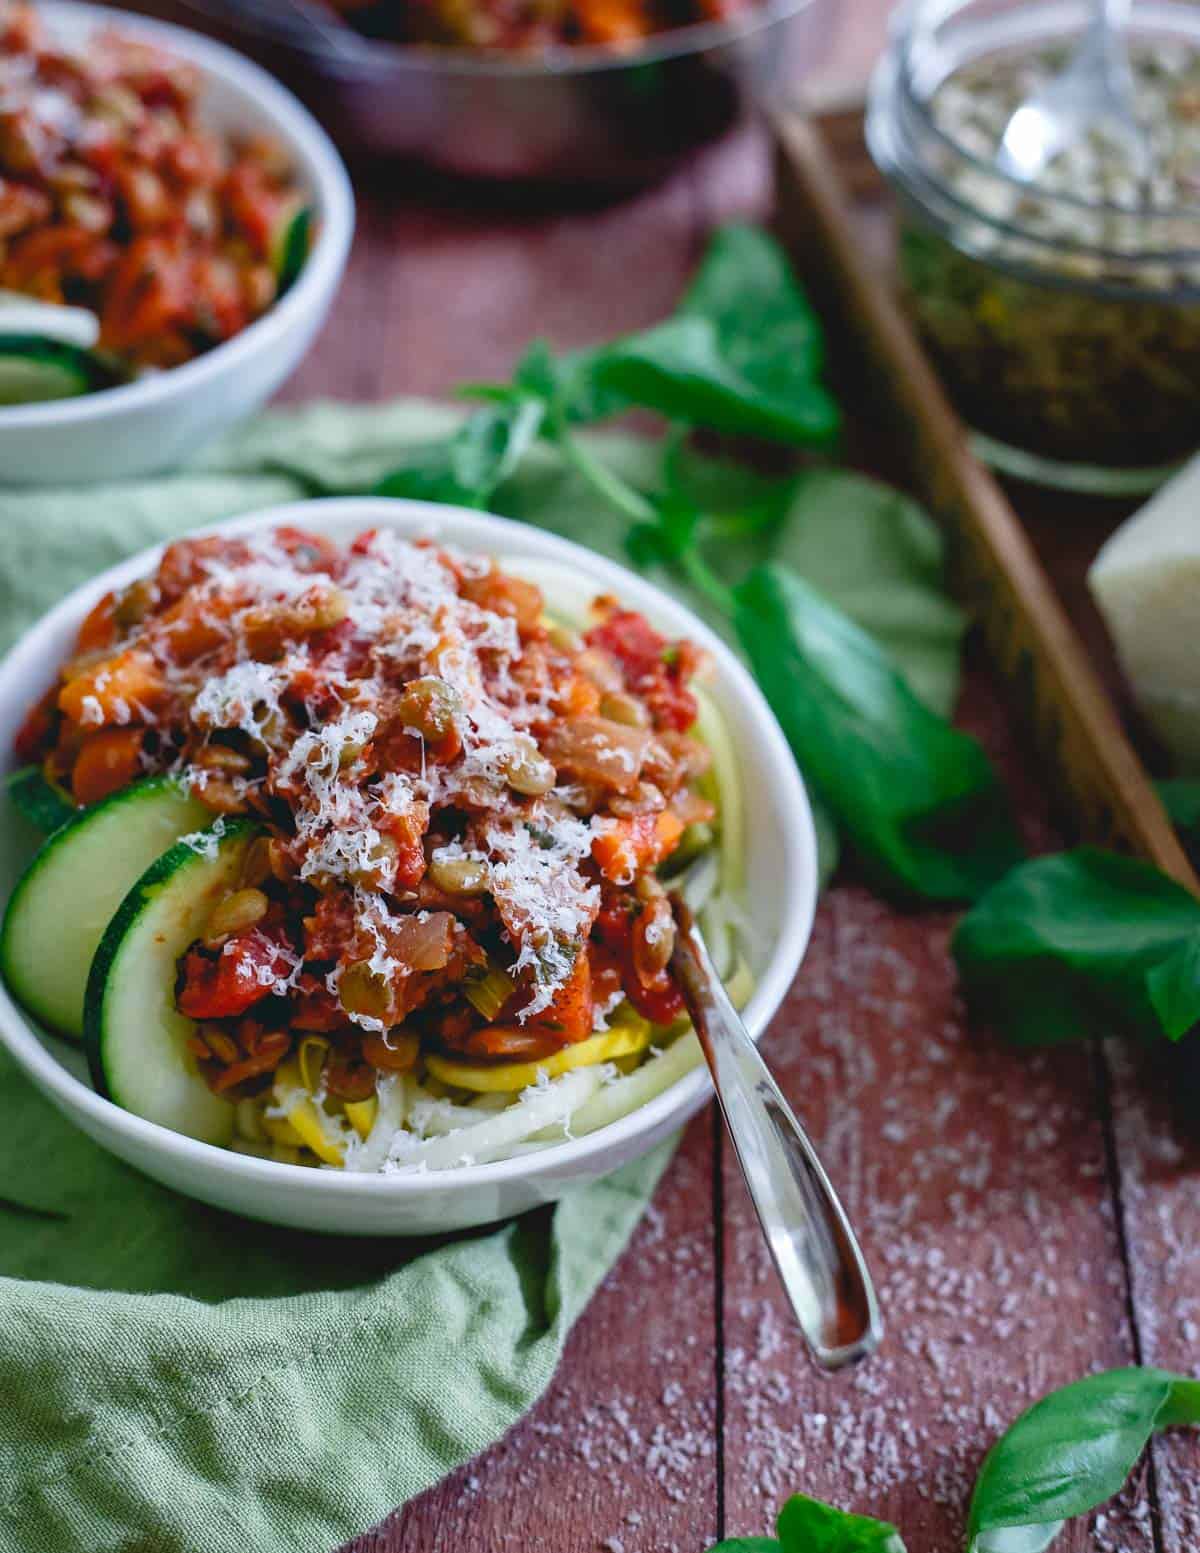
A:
<box><xmin>669</xmin><ymin>894</ymin><xmax>882</xmax><ymax>1372</ymax></box>
<box><xmin>996</xmin><ymin>0</ymin><xmax>1152</xmax><ymax>186</ymax></box>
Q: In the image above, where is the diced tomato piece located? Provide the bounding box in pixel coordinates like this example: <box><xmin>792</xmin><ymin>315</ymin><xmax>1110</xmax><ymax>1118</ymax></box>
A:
<box><xmin>644</xmin><ymin>671</ymin><xmax>700</xmax><ymax>735</ymax></box>
<box><xmin>585</xmin><ymin>609</ymin><xmax>700</xmax><ymax>733</ymax></box>
<box><xmin>587</xmin><ymin>609</ymin><xmax>666</xmax><ymax>683</ymax></box>
<box><xmin>593</xmin><ymin>895</ymin><xmax>686</xmax><ymax>1025</ymax></box>
<box><xmin>378</xmin><ymin>807</ymin><xmax>430</xmax><ymax>892</ymax></box>
<box><xmin>177</xmin><ymin>930</ymin><xmax>292</xmax><ymax>1020</ymax></box>
<box><xmin>289</xmin><ymin>973</ymin><xmax>343</xmax><ymax>1032</ymax></box>
<box><xmin>273</xmin><ymin>526</ymin><xmax>340</xmax><ymax>572</ymax></box>
<box><xmin>624</xmin><ymin>968</ymin><xmax>686</xmax><ymax>1025</ymax></box>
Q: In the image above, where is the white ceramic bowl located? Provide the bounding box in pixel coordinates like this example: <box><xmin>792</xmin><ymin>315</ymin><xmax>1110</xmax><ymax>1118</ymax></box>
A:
<box><xmin>0</xmin><ymin>499</ymin><xmax>817</xmax><ymax>1234</ymax></box>
<box><xmin>0</xmin><ymin>3</ymin><xmax>354</xmax><ymax>487</ymax></box>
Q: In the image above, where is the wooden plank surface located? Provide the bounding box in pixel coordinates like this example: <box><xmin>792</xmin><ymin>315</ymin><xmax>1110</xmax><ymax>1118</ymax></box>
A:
<box><xmin>263</xmin><ymin>77</ymin><xmax>1200</xmax><ymax>1553</ymax></box>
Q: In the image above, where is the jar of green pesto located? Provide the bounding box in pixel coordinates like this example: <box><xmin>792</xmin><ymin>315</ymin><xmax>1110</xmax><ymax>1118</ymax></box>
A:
<box><xmin>867</xmin><ymin>0</ymin><xmax>1200</xmax><ymax>493</ymax></box>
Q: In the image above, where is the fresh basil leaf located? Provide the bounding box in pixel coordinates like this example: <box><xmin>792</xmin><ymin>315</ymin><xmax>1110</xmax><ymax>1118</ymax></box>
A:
<box><xmin>953</xmin><ymin>849</ymin><xmax>1200</xmax><ymax>1045</ymax></box>
<box><xmin>590</xmin><ymin>315</ymin><xmax>840</xmax><ymax>448</ymax></box>
<box><xmin>0</xmin><ymin>1193</ymin><xmax>69</xmax><ymax>1222</ymax></box>
<box><xmin>702</xmin><ymin>467</ymin><xmax>966</xmax><ymax>717</ymax></box>
<box><xmin>241</xmin><ymin>398</ymin><xmax>467</xmax><ymax>494</ymax></box>
<box><xmin>517</xmin><ymin>226</ymin><xmax>836</xmax><ymax>441</ymax></box>
<box><xmin>376</xmin><ymin>399</ymin><xmax>544</xmax><ymax>508</ymax></box>
<box><xmin>1158</xmin><ymin>779</ymin><xmax>1200</xmax><ymax>836</ymax></box>
<box><xmin>705</xmin><ymin>1494</ymin><xmax>906</xmax><ymax>1553</ymax></box>
<box><xmin>375</xmin><ymin>443</ymin><xmax>473</xmax><ymax>506</ymax></box>
<box><xmin>468</xmin><ymin>339</ymin><xmax>624</xmax><ymax>428</ymax></box>
<box><xmin>733</xmin><ymin>563</ymin><xmax>1021</xmax><ymax>902</ymax></box>
<box><xmin>679</xmin><ymin>224</ymin><xmax>826</xmax><ymax>401</ymax></box>
<box><xmin>777</xmin><ymin>1494</ymin><xmax>906</xmax><ymax>1552</ymax></box>
<box><xmin>451</xmin><ymin>398</ymin><xmax>545</xmax><ymax>498</ymax></box>
<box><xmin>967</xmin><ymin>1368</ymin><xmax>1200</xmax><ymax>1553</ymax></box>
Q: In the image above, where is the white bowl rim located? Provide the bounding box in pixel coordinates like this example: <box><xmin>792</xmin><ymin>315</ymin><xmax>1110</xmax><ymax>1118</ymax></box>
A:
<box><xmin>0</xmin><ymin>497</ymin><xmax>818</xmax><ymax>1199</ymax></box>
<box><xmin>0</xmin><ymin>1</ymin><xmax>355</xmax><ymax>431</ymax></box>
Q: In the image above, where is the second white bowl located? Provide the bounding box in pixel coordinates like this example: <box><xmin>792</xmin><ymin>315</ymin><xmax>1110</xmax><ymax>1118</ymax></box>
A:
<box><xmin>0</xmin><ymin>3</ymin><xmax>354</xmax><ymax>487</ymax></box>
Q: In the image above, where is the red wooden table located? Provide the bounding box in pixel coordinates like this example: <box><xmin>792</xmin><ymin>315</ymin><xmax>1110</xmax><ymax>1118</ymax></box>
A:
<box><xmin>253</xmin><ymin>31</ymin><xmax>1200</xmax><ymax>1553</ymax></box>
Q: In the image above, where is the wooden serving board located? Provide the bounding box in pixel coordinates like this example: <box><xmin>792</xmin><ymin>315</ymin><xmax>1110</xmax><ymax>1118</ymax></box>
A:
<box><xmin>770</xmin><ymin>111</ymin><xmax>1199</xmax><ymax>895</ymax></box>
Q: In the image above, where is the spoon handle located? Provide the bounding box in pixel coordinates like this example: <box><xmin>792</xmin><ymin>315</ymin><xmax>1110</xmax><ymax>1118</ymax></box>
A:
<box><xmin>1086</xmin><ymin>0</ymin><xmax>1134</xmax><ymax>80</ymax></box>
<box><xmin>670</xmin><ymin>900</ymin><xmax>882</xmax><ymax>1371</ymax></box>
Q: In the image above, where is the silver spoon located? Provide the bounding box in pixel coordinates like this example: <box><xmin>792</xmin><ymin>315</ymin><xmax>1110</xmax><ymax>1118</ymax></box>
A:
<box><xmin>669</xmin><ymin>895</ymin><xmax>882</xmax><ymax>1372</ymax></box>
<box><xmin>996</xmin><ymin>0</ymin><xmax>1151</xmax><ymax>187</ymax></box>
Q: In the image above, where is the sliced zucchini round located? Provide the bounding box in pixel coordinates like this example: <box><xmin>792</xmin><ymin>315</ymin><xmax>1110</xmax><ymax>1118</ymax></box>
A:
<box><xmin>6</xmin><ymin>764</ymin><xmax>76</xmax><ymax>834</ymax></box>
<box><xmin>0</xmin><ymin>341</ymin><xmax>89</xmax><ymax>405</ymax></box>
<box><xmin>272</xmin><ymin>205</ymin><xmax>312</xmax><ymax>295</ymax></box>
<box><xmin>84</xmin><ymin>818</ymin><xmax>260</xmax><ymax>1147</ymax></box>
<box><xmin>0</xmin><ymin>336</ymin><xmax>123</xmax><ymax>406</ymax></box>
<box><xmin>0</xmin><ymin>776</ymin><xmax>211</xmax><ymax>1039</ymax></box>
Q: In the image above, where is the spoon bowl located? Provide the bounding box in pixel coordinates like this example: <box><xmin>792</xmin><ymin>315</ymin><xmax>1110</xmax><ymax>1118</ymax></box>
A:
<box><xmin>996</xmin><ymin>0</ymin><xmax>1151</xmax><ymax>185</ymax></box>
<box><xmin>669</xmin><ymin>895</ymin><xmax>882</xmax><ymax>1371</ymax></box>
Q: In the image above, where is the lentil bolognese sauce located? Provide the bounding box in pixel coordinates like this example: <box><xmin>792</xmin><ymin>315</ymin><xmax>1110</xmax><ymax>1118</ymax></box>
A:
<box><xmin>14</xmin><ymin>526</ymin><xmax>747</xmax><ymax>1169</ymax></box>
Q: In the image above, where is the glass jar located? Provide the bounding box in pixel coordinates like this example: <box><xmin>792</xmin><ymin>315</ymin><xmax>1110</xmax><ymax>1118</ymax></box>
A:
<box><xmin>866</xmin><ymin>0</ymin><xmax>1200</xmax><ymax>493</ymax></box>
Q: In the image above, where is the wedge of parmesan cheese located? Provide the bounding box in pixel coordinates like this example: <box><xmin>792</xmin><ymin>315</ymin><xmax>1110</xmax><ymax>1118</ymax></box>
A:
<box><xmin>1089</xmin><ymin>455</ymin><xmax>1200</xmax><ymax>771</ymax></box>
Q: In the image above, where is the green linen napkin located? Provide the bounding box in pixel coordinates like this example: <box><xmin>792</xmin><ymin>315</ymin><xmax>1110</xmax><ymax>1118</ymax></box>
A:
<box><xmin>0</xmin><ymin>399</ymin><xmax>963</xmax><ymax>1553</ymax></box>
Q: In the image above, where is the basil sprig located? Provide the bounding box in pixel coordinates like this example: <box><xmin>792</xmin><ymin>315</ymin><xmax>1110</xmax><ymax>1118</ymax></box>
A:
<box><xmin>708</xmin><ymin>1368</ymin><xmax>1200</xmax><ymax>1553</ymax></box>
<box><xmin>953</xmin><ymin>848</ymin><xmax>1200</xmax><ymax>1045</ymax></box>
<box><xmin>1157</xmin><ymin>779</ymin><xmax>1200</xmax><ymax>834</ymax></box>
<box><xmin>380</xmin><ymin>225</ymin><xmax>839</xmax><ymax>512</ymax></box>
<box><xmin>709</xmin><ymin>1493</ymin><xmax>905</xmax><ymax>1553</ymax></box>
<box><xmin>733</xmin><ymin>564</ymin><xmax>1023</xmax><ymax>902</ymax></box>
<box><xmin>573</xmin><ymin>222</ymin><xmax>840</xmax><ymax>445</ymax></box>
<box><xmin>967</xmin><ymin>1368</ymin><xmax>1200</xmax><ymax>1552</ymax></box>
<box><xmin>377</xmin><ymin>396</ymin><xmax>545</xmax><ymax>508</ymax></box>
<box><xmin>374</xmin><ymin>224</ymin><xmax>1017</xmax><ymax>902</ymax></box>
